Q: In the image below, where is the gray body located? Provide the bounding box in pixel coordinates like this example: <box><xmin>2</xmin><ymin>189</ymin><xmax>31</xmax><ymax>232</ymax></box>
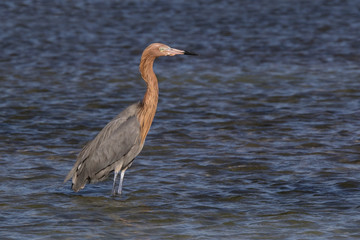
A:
<box><xmin>64</xmin><ymin>102</ymin><xmax>144</xmax><ymax>192</ymax></box>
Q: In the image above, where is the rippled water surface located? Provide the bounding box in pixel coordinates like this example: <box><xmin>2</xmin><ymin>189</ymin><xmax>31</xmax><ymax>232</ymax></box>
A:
<box><xmin>1</xmin><ymin>0</ymin><xmax>360</xmax><ymax>239</ymax></box>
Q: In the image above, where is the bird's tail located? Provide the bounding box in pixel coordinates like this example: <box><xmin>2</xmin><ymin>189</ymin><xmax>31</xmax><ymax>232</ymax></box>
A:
<box><xmin>64</xmin><ymin>164</ymin><xmax>88</xmax><ymax>192</ymax></box>
<box><xmin>64</xmin><ymin>168</ymin><xmax>75</xmax><ymax>184</ymax></box>
<box><xmin>71</xmin><ymin>177</ymin><xmax>87</xmax><ymax>192</ymax></box>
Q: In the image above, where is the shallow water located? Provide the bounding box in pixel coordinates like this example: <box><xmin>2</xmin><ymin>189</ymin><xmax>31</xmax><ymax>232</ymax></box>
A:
<box><xmin>1</xmin><ymin>0</ymin><xmax>360</xmax><ymax>239</ymax></box>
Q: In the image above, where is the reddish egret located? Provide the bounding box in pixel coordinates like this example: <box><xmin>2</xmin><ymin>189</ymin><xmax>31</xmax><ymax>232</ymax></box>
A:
<box><xmin>64</xmin><ymin>43</ymin><xmax>196</xmax><ymax>195</ymax></box>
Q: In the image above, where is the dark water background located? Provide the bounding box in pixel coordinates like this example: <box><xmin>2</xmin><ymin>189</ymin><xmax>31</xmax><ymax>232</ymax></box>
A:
<box><xmin>1</xmin><ymin>0</ymin><xmax>360</xmax><ymax>239</ymax></box>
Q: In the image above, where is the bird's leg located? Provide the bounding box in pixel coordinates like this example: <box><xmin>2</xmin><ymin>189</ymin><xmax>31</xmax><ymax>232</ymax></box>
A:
<box><xmin>112</xmin><ymin>171</ymin><xmax>119</xmax><ymax>196</ymax></box>
<box><xmin>117</xmin><ymin>169</ymin><xmax>126</xmax><ymax>195</ymax></box>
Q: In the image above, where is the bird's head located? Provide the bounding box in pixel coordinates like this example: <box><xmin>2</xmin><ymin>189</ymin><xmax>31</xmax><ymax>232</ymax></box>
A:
<box><xmin>144</xmin><ymin>43</ymin><xmax>197</xmax><ymax>57</ymax></box>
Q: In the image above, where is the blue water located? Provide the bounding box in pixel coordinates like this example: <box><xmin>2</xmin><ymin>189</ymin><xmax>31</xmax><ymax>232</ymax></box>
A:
<box><xmin>1</xmin><ymin>0</ymin><xmax>360</xmax><ymax>239</ymax></box>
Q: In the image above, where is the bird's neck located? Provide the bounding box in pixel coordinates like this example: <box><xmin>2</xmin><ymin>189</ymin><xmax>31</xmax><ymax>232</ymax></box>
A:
<box><xmin>138</xmin><ymin>54</ymin><xmax>159</xmax><ymax>144</ymax></box>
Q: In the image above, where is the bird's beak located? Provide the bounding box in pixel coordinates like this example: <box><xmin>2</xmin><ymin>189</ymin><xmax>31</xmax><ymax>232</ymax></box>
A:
<box><xmin>167</xmin><ymin>47</ymin><xmax>197</xmax><ymax>56</ymax></box>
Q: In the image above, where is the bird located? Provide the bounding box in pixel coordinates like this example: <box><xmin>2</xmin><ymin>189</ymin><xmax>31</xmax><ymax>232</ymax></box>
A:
<box><xmin>64</xmin><ymin>43</ymin><xmax>196</xmax><ymax>196</ymax></box>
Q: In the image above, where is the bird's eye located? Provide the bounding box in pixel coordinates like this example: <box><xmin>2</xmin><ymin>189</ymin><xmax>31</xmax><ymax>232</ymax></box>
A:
<box><xmin>159</xmin><ymin>47</ymin><xmax>166</xmax><ymax>52</ymax></box>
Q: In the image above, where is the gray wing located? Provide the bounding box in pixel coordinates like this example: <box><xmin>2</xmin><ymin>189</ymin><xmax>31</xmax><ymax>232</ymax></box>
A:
<box><xmin>64</xmin><ymin>102</ymin><xmax>143</xmax><ymax>190</ymax></box>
